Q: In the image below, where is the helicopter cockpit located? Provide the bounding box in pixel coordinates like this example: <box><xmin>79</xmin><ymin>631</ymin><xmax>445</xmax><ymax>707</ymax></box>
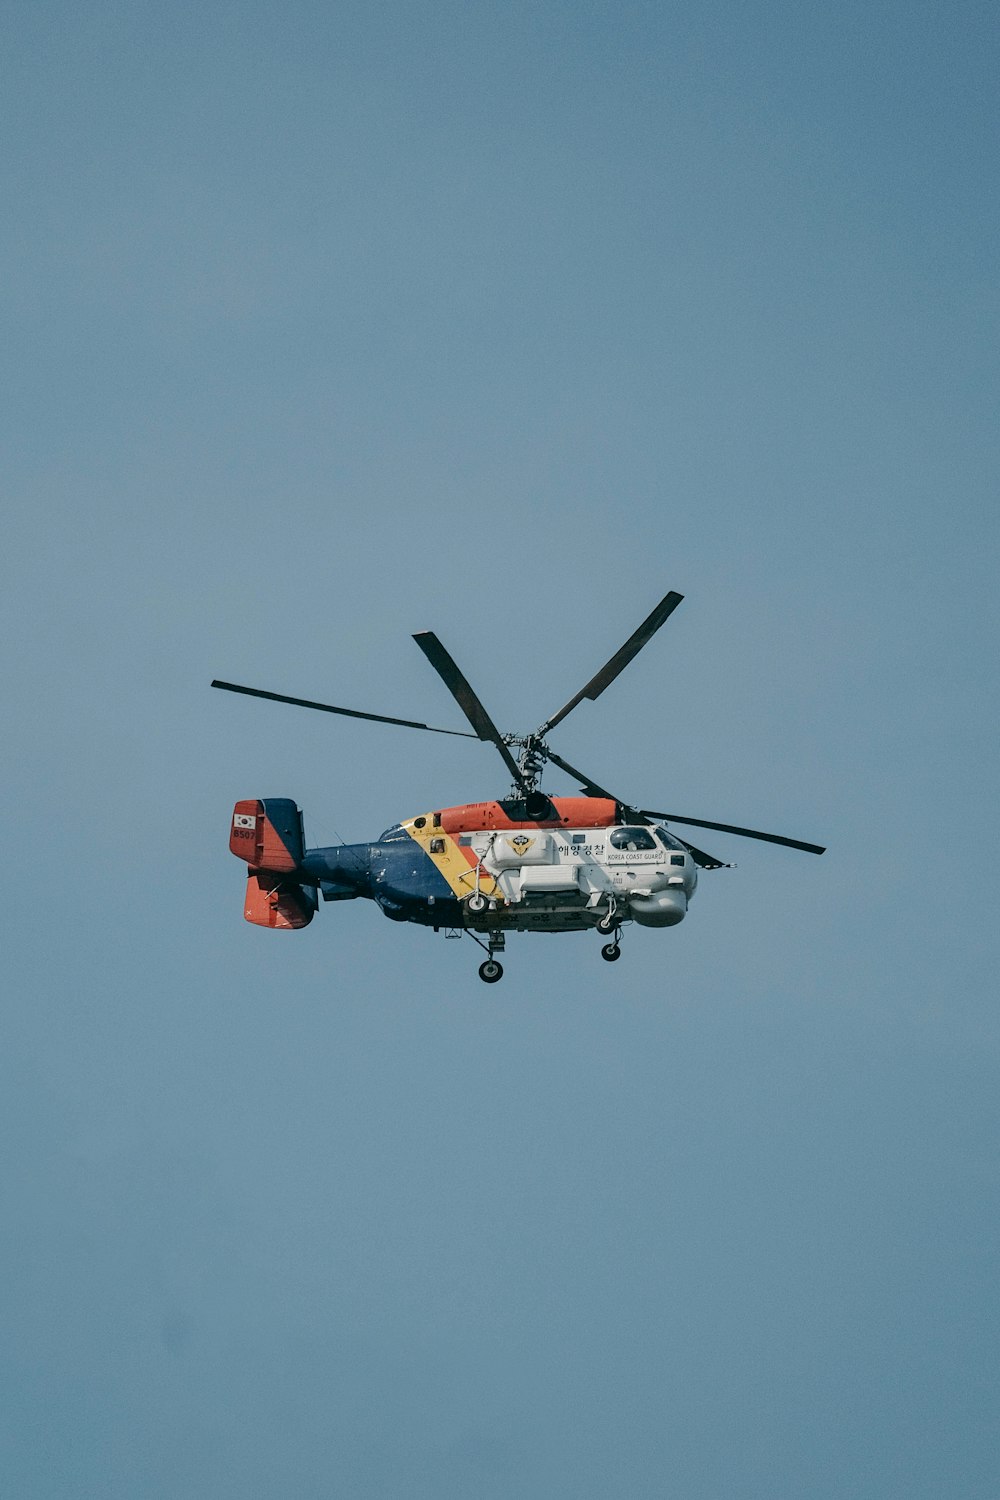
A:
<box><xmin>607</xmin><ymin>825</ymin><xmax>691</xmax><ymax>869</ymax></box>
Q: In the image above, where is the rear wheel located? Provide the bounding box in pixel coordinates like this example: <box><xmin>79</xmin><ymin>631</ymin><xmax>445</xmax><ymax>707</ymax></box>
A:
<box><xmin>479</xmin><ymin>960</ymin><xmax>503</xmax><ymax>983</ymax></box>
<box><xmin>467</xmin><ymin>892</ymin><xmax>488</xmax><ymax>915</ymax></box>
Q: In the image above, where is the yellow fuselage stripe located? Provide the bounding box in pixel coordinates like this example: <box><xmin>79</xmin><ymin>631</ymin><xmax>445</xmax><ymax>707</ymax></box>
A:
<box><xmin>401</xmin><ymin>817</ymin><xmax>503</xmax><ymax>901</ymax></box>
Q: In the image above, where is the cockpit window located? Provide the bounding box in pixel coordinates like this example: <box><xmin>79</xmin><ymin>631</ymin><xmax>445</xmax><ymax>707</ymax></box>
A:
<box><xmin>609</xmin><ymin>827</ymin><xmax>657</xmax><ymax>851</ymax></box>
<box><xmin>655</xmin><ymin>828</ymin><xmax>686</xmax><ymax>852</ymax></box>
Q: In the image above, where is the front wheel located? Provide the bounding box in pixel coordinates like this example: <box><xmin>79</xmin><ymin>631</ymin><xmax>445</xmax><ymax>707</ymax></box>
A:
<box><xmin>479</xmin><ymin>960</ymin><xmax>503</xmax><ymax>983</ymax></box>
<box><xmin>600</xmin><ymin>943</ymin><xmax>621</xmax><ymax>963</ymax></box>
<box><xmin>467</xmin><ymin>892</ymin><xmax>488</xmax><ymax>915</ymax></box>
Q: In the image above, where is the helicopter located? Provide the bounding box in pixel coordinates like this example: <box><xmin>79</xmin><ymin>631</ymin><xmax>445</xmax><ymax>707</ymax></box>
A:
<box><xmin>212</xmin><ymin>589</ymin><xmax>825</xmax><ymax>982</ymax></box>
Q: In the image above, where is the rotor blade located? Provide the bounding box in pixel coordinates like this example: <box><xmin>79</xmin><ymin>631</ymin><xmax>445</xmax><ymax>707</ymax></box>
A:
<box><xmin>411</xmin><ymin>633</ymin><xmax>528</xmax><ymax>791</ymax></box>
<box><xmin>640</xmin><ymin>809</ymin><xmax>825</xmax><ymax>856</ymax></box>
<box><xmin>543</xmin><ymin>748</ymin><xmax>627</xmax><ymax>805</ymax></box>
<box><xmin>538</xmin><ymin>589</ymin><xmax>684</xmax><ymax>735</ymax></box>
<box><xmin>545</xmin><ymin>746</ymin><xmax>823</xmax><ymax>855</ymax></box>
<box><xmin>211</xmin><ymin>680</ymin><xmax>478</xmax><ymax>738</ymax></box>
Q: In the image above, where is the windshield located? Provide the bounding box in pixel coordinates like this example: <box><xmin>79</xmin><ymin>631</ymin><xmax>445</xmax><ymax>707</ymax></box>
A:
<box><xmin>655</xmin><ymin>827</ymin><xmax>686</xmax><ymax>852</ymax></box>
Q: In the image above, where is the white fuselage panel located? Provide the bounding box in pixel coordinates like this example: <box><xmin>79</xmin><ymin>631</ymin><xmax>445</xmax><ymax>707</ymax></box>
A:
<box><xmin>467</xmin><ymin>824</ymin><xmax>697</xmax><ymax>932</ymax></box>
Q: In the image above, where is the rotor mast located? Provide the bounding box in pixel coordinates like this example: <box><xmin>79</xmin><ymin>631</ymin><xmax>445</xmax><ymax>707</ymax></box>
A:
<box><xmin>508</xmin><ymin>733</ymin><xmax>548</xmax><ymax>795</ymax></box>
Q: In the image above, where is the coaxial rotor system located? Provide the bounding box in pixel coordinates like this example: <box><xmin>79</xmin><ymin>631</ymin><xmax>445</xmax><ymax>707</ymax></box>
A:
<box><xmin>212</xmin><ymin>589</ymin><xmax>824</xmax><ymax>869</ymax></box>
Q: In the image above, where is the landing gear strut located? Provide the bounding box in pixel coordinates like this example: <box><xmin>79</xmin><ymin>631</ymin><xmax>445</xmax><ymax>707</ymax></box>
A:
<box><xmin>599</xmin><ymin>903</ymin><xmax>623</xmax><ymax>961</ymax></box>
<box><xmin>467</xmin><ymin>926</ymin><xmax>506</xmax><ymax>983</ymax></box>
<box><xmin>596</xmin><ymin>896</ymin><xmax>619</xmax><ymax>936</ymax></box>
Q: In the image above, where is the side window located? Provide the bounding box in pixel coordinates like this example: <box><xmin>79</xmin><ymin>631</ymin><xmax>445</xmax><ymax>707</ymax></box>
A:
<box><xmin>429</xmin><ymin>837</ymin><xmax>446</xmax><ymax>853</ymax></box>
<box><xmin>670</xmin><ymin>853</ymin><xmax>685</xmax><ymax>866</ymax></box>
<box><xmin>610</xmin><ymin>827</ymin><xmax>656</xmax><ymax>851</ymax></box>
<box><xmin>458</xmin><ymin>836</ymin><xmax>472</xmax><ymax>847</ymax></box>
<box><xmin>571</xmin><ymin>834</ymin><xmax>586</xmax><ymax>846</ymax></box>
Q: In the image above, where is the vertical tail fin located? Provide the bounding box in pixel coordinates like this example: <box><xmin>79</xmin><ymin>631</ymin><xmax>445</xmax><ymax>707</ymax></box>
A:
<box><xmin>230</xmin><ymin>798</ymin><xmax>305</xmax><ymax>872</ymax></box>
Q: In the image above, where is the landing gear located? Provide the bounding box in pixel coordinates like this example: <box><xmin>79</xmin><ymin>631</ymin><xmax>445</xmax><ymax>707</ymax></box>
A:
<box><xmin>596</xmin><ymin>899</ymin><xmax>623</xmax><ymax>960</ymax></box>
<box><xmin>465</xmin><ymin>840</ymin><xmax>497</xmax><ymax>918</ymax></box>
<box><xmin>467</xmin><ymin>926</ymin><xmax>506</xmax><ymax>983</ymax></box>
<box><xmin>596</xmin><ymin>897</ymin><xmax>619</xmax><ymax>936</ymax></box>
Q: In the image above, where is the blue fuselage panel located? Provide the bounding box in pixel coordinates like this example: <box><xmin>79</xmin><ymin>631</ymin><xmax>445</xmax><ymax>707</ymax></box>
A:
<box><xmin>301</xmin><ymin>831</ymin><xmax>463</xmax><ymax>926</ymax></box>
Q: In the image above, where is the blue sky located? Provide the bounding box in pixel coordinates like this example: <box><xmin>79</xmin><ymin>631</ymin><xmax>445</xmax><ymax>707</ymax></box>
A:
<box><xmin>3</xmin><ymin>1</ymin><xmax>998</xmax><ymax>1495</ymax></box>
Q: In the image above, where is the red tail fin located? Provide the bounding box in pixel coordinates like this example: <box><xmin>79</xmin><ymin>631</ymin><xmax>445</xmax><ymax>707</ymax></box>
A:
<box><xmin>230</xmin><ymin>798</ymin><xmax>304</xmax><ymax>872</ymax></box>
<box><xmin>243</xmin><ymin>872</ymin><xmax>316</xmax><ymax>929</ymax></box>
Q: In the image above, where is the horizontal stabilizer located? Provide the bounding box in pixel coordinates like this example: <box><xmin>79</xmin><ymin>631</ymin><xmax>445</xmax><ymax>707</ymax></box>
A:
<box><xmin>230</xmin><ymin>798</ymin><xmax>305</xmax><ymax>871</ymax></box>
<box><xmin>244</xmin><ymin>872</ymin><xmax>317</xmax><ymax>929</ymax></box>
